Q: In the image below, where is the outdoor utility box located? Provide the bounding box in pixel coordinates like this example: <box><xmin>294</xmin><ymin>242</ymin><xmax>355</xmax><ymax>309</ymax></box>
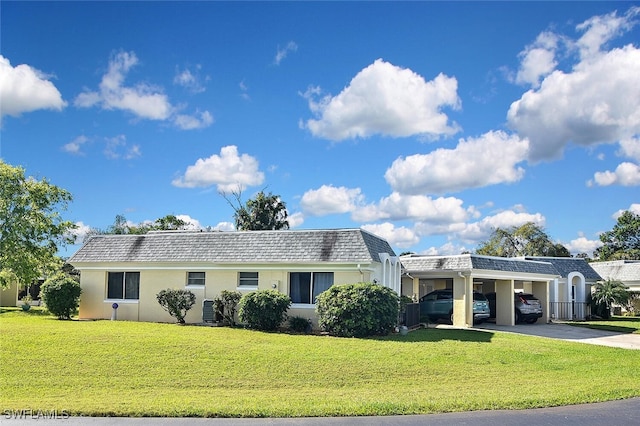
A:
<box><xmin>404</xmin><ymin>303</ymin><xmax>420</xmax><ymax>328</ymax></box>
<box><xmin>202</xmin><ymin>299</ymin><xmax>214</xmax><ymax>323</ymax></box>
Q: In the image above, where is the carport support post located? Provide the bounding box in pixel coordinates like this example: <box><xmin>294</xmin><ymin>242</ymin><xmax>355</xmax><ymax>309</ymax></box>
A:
<box><xmin>495</xmin><ymin>279</ymin><xmax>515</xmax><ymax>326</ymax></box>
<box><xmin>532</xmin><ymin>280</ymin><xmax>550</xmax><ymax>323</ymax></box>
<box><xmin>452</xmin><ymin>272</ymin><xmax>472</xmax><ymax>328</ymax></box>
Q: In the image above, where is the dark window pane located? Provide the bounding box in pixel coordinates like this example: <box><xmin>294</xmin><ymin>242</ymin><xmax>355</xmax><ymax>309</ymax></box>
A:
<box><xmin>124</xmin><ymin>272</ymin><xmax>140</xmax><ymax>300</ymax></box>
<box><xmin>239</xmin><ymin>272</ymin><xmax>258</xmax><ymax>286</ymax></box>
<box><xmin>107</xmin><ymin>272</ymin><xmax>124</xmax><ymax>299</ymax></box>
<box><xmin>188</xmin><ymin>272</ymin><xmax>205</xmax><ymax>286</ymax></box>
<box><xmin>290</xmin><ymin>272</ymin><xmax>311</xmax><ymax>304</ymax></box>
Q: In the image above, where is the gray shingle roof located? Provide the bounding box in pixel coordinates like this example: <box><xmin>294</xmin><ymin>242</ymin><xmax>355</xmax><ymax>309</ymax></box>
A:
<box><xmin>524</xmin><ymin>257</ymin><xmax>602</xmax><ymax>280</ymax></box>
<box><xmin>400</xmin><ymin>254</ymin><xmax>559</xmax><ymax>276</ymax></box>
<box><xmin>68</xmin><ymin>229</ymin><xmax>396</xmax><ymax>264</ymax></box>
<box><xmin>590</xmin><ymin>260</ymin><xmax>640</xmax><ymax>282</ymax></box>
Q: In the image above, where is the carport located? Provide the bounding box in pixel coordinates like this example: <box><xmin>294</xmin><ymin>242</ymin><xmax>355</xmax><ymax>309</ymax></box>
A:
<box><xmin>400</xmin><ymin>254</ymin><xmax>560</xmax><ymax>327</ymax></box>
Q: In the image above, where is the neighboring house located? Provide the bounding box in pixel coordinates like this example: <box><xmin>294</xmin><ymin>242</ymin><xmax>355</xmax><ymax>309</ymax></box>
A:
<box><xmin>523</xmin><ymin>257</ymin><xmax>601</xmax><ymax>321</ymax></box>
<box><xmin>590</xmin><ymin>260</ymin><xmax>640</xmax><ymax>313</ymax></box>
<box><xmin>0</xmin><ymin>278</ymin><xmax>44</xmax><ymax>307</ymax></box>
<box><xmin>67</xmin><ymin>229</ymin><xmax>401</xmax><ymax>325</ymax></box>
<box><xmin>399</xmin><ymin>254</ymin><xmax>602</xmax><ymax>326</ymax></box>
<box><xmin>590</xmin><ymin>260</ymin><xmax>640</xmax><ymax>293</ymax></box>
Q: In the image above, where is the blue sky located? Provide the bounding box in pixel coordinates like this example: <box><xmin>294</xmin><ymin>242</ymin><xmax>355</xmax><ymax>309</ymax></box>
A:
<box><xmin>1</xmin><ymin>1</ymin><xmax>639</xmax><ymax>258</ymax></box>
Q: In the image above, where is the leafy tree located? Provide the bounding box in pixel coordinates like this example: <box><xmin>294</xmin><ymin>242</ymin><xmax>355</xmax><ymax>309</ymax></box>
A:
<box><xmin>594</xmin><ymin>211</ymin><xmax>640</xmax><ymax>260</ymax></box>
<box><xmin>88</xmin><ymin>214</ymin><xmax>190</xmax><ymax>240</ymax></box>
<box><xmin>153</xmin><ymin>214</ymin><xmax>188</xmax><ymax>231</ymax></box>
<box><xmin>0</xmin><ymin>161</ymin><xmax>75</xmax><ymax>290</ymax></box>
<box><xmin>156</xmin><ymin>289</ymin><xmax>197</xmax><ymax>324</ymax></box>
<box><xmin>476</xmin><ymin>222</ymin><xmax>570</xmax><ymax>257</ymax></box>
<box><xmin>40</xmin><ymin>273</ymin><xmax>82</xmax><ymax>320</ymax></box>
<box><xmin>223</xmin><ymin>189</ymin><xmax>289</xmax><ymax>231</ymax></box>
<box><xmin>591</xmin><ymin>279</ymin><xmax>630</xmax><ymax>318</ymax></box>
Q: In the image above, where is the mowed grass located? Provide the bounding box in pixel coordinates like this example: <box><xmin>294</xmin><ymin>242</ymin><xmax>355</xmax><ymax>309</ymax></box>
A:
<box><xmin>1</xmin><ymin>310</ymin><xmax>639</xmax><ymax>418</ymax></box>
<box><xmin>569</xmin><ymin>316</ymin><xmax>640</xmax><ymax>334</ymax></box>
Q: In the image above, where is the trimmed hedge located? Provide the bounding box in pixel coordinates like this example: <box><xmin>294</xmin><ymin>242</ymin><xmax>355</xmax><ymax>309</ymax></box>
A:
<box><xmin>316</xmin><ymin>282</ymin><xmax>399</xmax><ymax>337</ymax></box>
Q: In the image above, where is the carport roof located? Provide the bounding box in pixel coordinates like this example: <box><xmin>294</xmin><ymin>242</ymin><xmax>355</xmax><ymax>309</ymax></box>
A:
<box><xmin>400</xmin><ymin>254</ymin><xmax>560</xmax><ymax>276</ymax></box>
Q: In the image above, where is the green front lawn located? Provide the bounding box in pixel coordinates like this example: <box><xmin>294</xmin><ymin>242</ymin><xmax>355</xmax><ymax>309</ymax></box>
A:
<box><xmin>569</xmin><ymin>316</ymin><xmax>640</xmax><ymax>334</ymax></box>
<box><xmin>1</xmin><ymin>310</ymin><xmax>639</xmax><ymax>417</ymax></box>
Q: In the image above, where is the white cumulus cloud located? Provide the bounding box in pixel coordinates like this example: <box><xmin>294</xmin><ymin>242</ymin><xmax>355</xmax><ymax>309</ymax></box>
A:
<box><xmin>565</xmin><ymin>234</ymin><xmax>603</xmax><ymax>257</ymax></box>
<box><xmin>361</xmin><ymin>223</ymin><xmax>420</xmax><ymax>249</ymax></box>
<box><xmin>303</xmin><ymin>59</ymin><xmax>461</xmax><ymax>141</ymax></box>
<box><xmin>173</xmin><ymin>110</ymin><xmax>214</xmax><ymax>130</ymax></box>
<box><xmin>172</xmin><ymin>145</ymin><xmax>265</xmax><ymax>192</ymax></box>
<box><xmin>0</xmin><ymin>55</ymin><xmax>66</xmax><ymax>120</ymax></box>
<box><xmin>385</xmin><ymin>131</ymin><xmax>529</xmax><ymax>195</ymax></box>
<box><xmin>508</xmin><ymin>8</ymin><xmax>640</xmax><ymax>162</ymax></box>
<box><xmin>62</xmin><ymin>135</ymin><xmax>90</xmax><ymax>155</ymax></box>
<box><xmin>300</xmin><ymin>185</ymin><xmax>363</xmax><ymax>216</ymax></box>
<box><xmin>613</xmin><ymin>203</ymin><xmax>640</xmax><ymax>218</ymax></box>
<box><xmin>75</xmin><ymin>51</ymin><xmax>212</xmax><ymax>130</ymax></box>
<box><xmin>515</xmin><ymin>31</ymin><xmax>560</xmax><ymax>87</ymax></box>
<box><xmin>589</xmin><ymin>162</ymin><xmax>640</xmax><ymax>187</ymax></box>
<box><xmin>456</xmin><ymin>210</ymin><xmax>546</xmax><ymax>245</ymax></box>
<box><xmin>287</xmin><ymin>212</ymin><xmax>305</xmax><ymax>228</ymax></box>
<box><xmin>352</xmin><ymin>192</ymin><xmax>469</xmax><ymax>224</ymax></box>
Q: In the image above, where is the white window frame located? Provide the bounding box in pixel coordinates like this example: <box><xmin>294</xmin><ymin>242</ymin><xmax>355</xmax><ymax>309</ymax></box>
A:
<box><xmin>186</xmin><ymin>271</ymin><xmax>206</xmax><ymax>287</ymax></box>
<box><xmin>237</xmin><ymin>271</ymin><xmax>259</xmax><ymax>290</ymax></box>
<box><xmin>106</xmin><ymin>271</ymin><xmax>140</xmax><ymax>301</ymax></box>
<box><xmin>289</xmin><ymin>272</ymin><xmax>334</xmax><ymax>307</ymax></box>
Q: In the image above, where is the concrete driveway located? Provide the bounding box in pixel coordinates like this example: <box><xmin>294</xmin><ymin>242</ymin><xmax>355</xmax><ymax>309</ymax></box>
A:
<box><xmin>473</xmin><ymin>321</ymin><xmax>640</xmax><ymax>350</ymax></box>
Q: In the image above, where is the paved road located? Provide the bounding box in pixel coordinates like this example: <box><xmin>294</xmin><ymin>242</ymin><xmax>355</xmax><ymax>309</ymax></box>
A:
<box><xmin>3</xmin><ymin>398</ymin><xmax>640</xmax><ymax>425</ymax></box>
<box><xmin>473</xmin><ymin>321</ymin><xmax>640</xmax><ymax>350</ymax></box>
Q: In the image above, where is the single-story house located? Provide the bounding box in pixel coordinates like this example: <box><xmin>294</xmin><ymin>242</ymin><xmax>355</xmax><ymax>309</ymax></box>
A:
<box><xmin>400</xmin><ymin>254</ymin><xmax>601</xmax><ymax>326</ymax></box>
<box><xmin>68</xmin><ymin>228</ymin><xmax>402</xmax><ymax>325</ymax></box>
<box><xmin>590</xmin><ymin>260</ymin><xmax>640</xmax><ymax>312</ymax></box>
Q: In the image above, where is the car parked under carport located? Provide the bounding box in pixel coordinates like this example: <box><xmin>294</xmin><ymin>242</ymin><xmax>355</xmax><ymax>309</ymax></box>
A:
<box><xmin>484</xmin><ymin>292</ymin><xmax>543</xmax><ymax>324</ymax></box>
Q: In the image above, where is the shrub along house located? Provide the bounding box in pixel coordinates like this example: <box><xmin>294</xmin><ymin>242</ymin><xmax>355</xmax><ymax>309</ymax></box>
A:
<box><xmin>68</xmin><ymin>229</ymin><xmax>401</xmax><ymax>325</ymax></box>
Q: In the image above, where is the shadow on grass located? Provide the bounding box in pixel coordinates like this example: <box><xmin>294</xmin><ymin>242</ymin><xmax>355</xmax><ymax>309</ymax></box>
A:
<box><xmin>379</xmin><ymin>327</ymin><xmax>494</xmax><ymax>343</ymax></box>
<box><xmin>0</xmin><ymin>306</ymin><xmax>50</xmax><ymax>316</ymax></box>
<box><xmin>570</xmin><ymin>322</ymin><xmax>639</xmax><ymax>334</ymax></box>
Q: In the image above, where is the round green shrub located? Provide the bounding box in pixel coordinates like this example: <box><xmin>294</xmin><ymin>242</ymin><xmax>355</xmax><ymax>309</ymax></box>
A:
<box><xmin>238</xmin><ymin>290</ymin><xmax>291</xmax><ymax>331</ymax></box>
<box><xmin>40</xmin><ymin>273</ymin><xmax>82</xmax><ymax>320</ymax></box>
<box><xmin>315</xmin><ymin>282</ymin><xmax>399</xmax><ymax>337</ymax></box>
